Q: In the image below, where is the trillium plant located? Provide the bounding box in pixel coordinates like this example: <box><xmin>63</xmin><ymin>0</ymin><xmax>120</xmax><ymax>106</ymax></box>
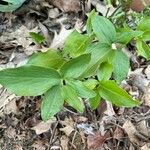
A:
<box><xmin>0</xmin><ymin>10</ymin><xmax>150</xmax><ymax>121</ymax></box>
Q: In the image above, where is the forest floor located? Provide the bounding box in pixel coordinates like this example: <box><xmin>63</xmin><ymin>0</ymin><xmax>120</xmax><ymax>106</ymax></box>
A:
<box><xmin>0</xmin><ymin>0</ymin><xmax>150</xmax><ymax>149</ymax></box>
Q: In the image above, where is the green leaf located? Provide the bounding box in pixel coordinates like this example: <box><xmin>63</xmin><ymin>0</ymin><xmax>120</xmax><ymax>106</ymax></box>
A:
<box><xmin>91</xmin><ymin>15</ymin><xmax>116</xmax><ymax>44</ymax></box>
<box><xmin>137</xmin><ymin>17</ymin><xmax>150</xmax><ymax>32</ymax></box>
<box><xmin>41</xmin><ymin>86</ymin><xmax>64</xmax><ymax>121</ymax></box>
<box><xmin>0</xmin><ymin>0</ymin><xmax>26</xmax><ymax>12</ymax></box>
<box><xmin>60</xmin><ymin>54</ymin><xmax>91</xmax><ymax>79</ymax></box>
<box><xmin>62</xmin><ymin>85</ymin><xmax>84</xmax><ymax>113</ymax></box>
<box><xmin>86</xmin><ymin>43</ymin><xmax>113</xmax><ymax>64</ymax></box>
<box><xmin>136</xmin><ymin>40</ymin><xmax>150</xmax><ymax>60</ymax></box>
<box><xmin>29</xmin><ymin>32</ymin><xmax>45</xmax><ymax>44</ymax></box>
<box><xmin>67</xmin><ymin>79</ymin><xmax>96</xmax><ymax>99</ymax></box>
<box><xmin>116</xmin><ymin>28</ymin><xmax>143</xmax><ymax>44</ymax></box>
<box><xmin>81</xmin><ymin>43</ymin><xmax>114</xmax><ymax>77</ymax></box>
<box><xmin>89</xmin><ymin>92</ymin><xmax>101</xmax><ymax>110</ymax></box>
<box><xmin>83</xmin><ymin>79</ymin><xmax>98</xmax><ymax>90</ymax></box>
<box><xmin>97</xmin><ymin>62</ymin><xmax>113</xmax><ymax>81</ymax></box>
<box><xmin>86</xmin><ymin>10</ymin><xmax>96</xmax><ymax>34</ymax></box>
<box><xmin>99</xmin><ymin>80</ymin><xmax>140</xmax><ymax>107</ymax></box>
<box><xmin>27</xmin><ymin>50</ymin><xmax>65</xmax><ymax>69</ymax></box>
<box><xmin>0</xmin><ymin>66</ymin><xmax>61</xmax><ymax>96</ymax></box>
<box><xmin>142</xmin><ymin>31</ymin><xmax>150</xmax><ymax>41</ymax></box>
<box><xmin>112</xmin><ymin>50</ymin><xmax>129</xmax><ymax>83</ymax></box>
<box><xmin>64</xmin><ymin>30</ymin><xmax>93</xmax><ymax>57</ymax></box>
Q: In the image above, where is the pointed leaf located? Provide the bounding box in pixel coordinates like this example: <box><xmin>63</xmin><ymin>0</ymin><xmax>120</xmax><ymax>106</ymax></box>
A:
<box><xmin>81</xmin><ymin>43</ymin><xmax>113</xmax><ymax>77</ymax></box>
<box><xmin>86</xmin><ymin>9</ymin><xmax>96</xmax><ymax>34</ymax></box>
<box><xmin>89</xmin><ymin>93</ymin><xmax>101</xmax><ymax>110</ymax></box>
<box><xmin>97</xmin><ymin>62</ymin><xmax>113</xmax><ymax>81</ymax></box>
<box><xmin>67</xmin><ymin>79</ymin><xmax>96</xmax><ymax>99</ymax></box>
<box><xmin>136</xmin><ymin>40</ymin><xmax>150</xmax><ymax>60</ymax></box>
<box><xmin>27</xmin><ymin>50</ymin><xmax>65</xmax><ymax>69</ymax></box>
<box><xmin>137</xmin><ymin>17</ymin><xmax>150</xmax><ymax>32</ymax></box>
<box><xmin>83</xmin><ymin>79</ymin><xmax>98</xmax><ymax>90</ymax></box>
<box><xmin>116</xmin><ymin>28</ymin><xmax>143</xmax><ymax>44</ymax></box>
<box><xmin>0</xmin><ymin>66</ymin><xmax>61</xmax><ymax>96</ymax></box>
<box><xmin>60</xmin><ymin>54</ymin><xmax>91</xmax><ymax>78</ymax></box>
<box><xmin>91</xmin><ymin>15</ymin><xmax>116</xmax><ymax>44</ymax></box>
<box><xmin>99</xmin><ymin>80</ymin><xmax>140</xmax><ymax>107</ymax></box>
<box><xmin>142</xmin><ymin>31</ymin><xmax>150</xmax><ymax>41</ymax></box>
<box><xmin>64</xmin><ymin>30</ymin><xmax>93</xmax><ymax>57</ymax></box>
<box><xmin>113</xmin><ymin>50</ymin><xmax>129</xmax><ymax>83</ymax></box>
<box><xmin>62</xmin><ymin>85</ymin><xmax>84</xmax><ymax>113</ymax></box>
<box><xmin>41</xmin><ymin>86</ymin><xmax>64</xmax><ymax>121</ymax></box>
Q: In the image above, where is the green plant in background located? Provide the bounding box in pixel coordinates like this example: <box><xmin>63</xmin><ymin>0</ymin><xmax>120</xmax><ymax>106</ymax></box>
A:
<box><xmin>1</xmin><ymin>10</ymin><xmax>147</xmax><ymax>121</ymax></box>
<box><xmin>0</xmin><ymin>0</ymin><xmax>26</xmax><ymax>12</ymax></box>
<box><xmin>29</xmin><ymin>32</ymin><xmax>45</xmax><ymax>45</ymax></box>
<box><xmin>136</xmin><ymin>17</ymin><xmax>150</xmax><ymax>59</ymax></box>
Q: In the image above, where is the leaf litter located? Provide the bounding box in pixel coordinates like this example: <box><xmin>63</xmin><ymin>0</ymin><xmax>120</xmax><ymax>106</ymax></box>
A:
<box><xmin>0</xmin><ymin>0</ymin><xmax>150</xmax><ymax>150</ymax></box>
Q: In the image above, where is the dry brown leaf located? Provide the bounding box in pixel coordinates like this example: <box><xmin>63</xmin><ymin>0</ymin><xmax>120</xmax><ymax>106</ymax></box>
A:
<box><xmin>14</xmin><ymin>145</ymin><xmax>23</xmax><ymax>150</ymax></box>
<box><xmin>0</xmin><ymin>26</ymin><xmax>39</xmax><ymax>49</ymax></box>
<box><xmin>113</xmin><ymin>127</ymin><xmax>124</xmax><ymax>141</ymax></box>
<box><xmin>137</xmin><ymin>120</ymin><xmax>150</xmax><ymax>138</ymax></box>
<box><xmin>0</xmin><ymin>87</ymin><xmax>17</xmax><ymax>113</ymax></box>
<box><xmin>50</xmin><ymin>26</ymin><xmax>73</xmax><ymax>49</ymax></box>
<box><xmin>128</xmin><ymin>68</ymin><xmax>149</xmax><ymax>93</ymax></box>
<box><xmin>90</xmin><ymin>0</ymin><xmax>115</xmax><ymax>16</ymax></box>
<box><xmin>73</xmin><ymin>115</ymin><xmax>88</xmax><ymax>123</ymax></box>
<box><xmin>61</xmin><ymin>117</ymin><xmax>74</xmax><ymax>127</ymax></box>
<box><xmin>32</xmin><ymin>140</ymin><xmax>47</xmax><ymax>150</ymax></box>
<box><xmin>140</xmin><ymin>143</ymin><xmax>150</xmax><ymax>150</ymax></box>
<box><xmin>25</xmin><ymin>116</ymin><xmax>39</xmax><ymax>128</ymax></box>
<box><xmin>49</xmin><ymin>0</ymin><xmax>81</xmax><ymax>13</ymax></box>
<box><xmin>4</xmin><ymin>99</ymin><xmax>18</xmax><ymax>114</ymax></box>
<box><xmin>4</xmin><ymin>126</ymin><xmax>16</xmax><ymax>139</ymax></box>
<box><xmin>48</xmin><ymin>8</ymin><xmax>60</xmax><ymax>18</ymax></box>
<box><xmin>60</xmin><ymin>126</ymin><xmax>74</xmax><ymax>136</ymax></box>
<box><xmin>60</xmin><ymin>135</ymin><xmax>69</xmax><ymax>150</ymax></box>
<box><xmin>38</xmin><ymin>22</ymin><xmax>52</xmax><ymax>46</ymax></box>
<box><xmin>104</xmin><ymin>101</ymin><xmax>115</xmax><ymax>116</ymax></box>
<box><xmin>129</xmin><ymin>144</ymin><xmax>136</xmax><ymax>150</ymax></box>
<box><xmin>32</xmin><ymin>118</ymin><xmax>56</xmax><ymax>135</ymax></box>
<box><xmin>144</xmin><ymin>84</ymin><xmax>150</xmax><ymax>107</ymax></box>
<box><xmin>87</xmin><ymin>132</ymin><xmax>109</xmax><ymax>149</ymax></box>
<box><xmin>123</xmin><ymin>120</ymin><xmax>141</xmax><ymax>145</ymax></box>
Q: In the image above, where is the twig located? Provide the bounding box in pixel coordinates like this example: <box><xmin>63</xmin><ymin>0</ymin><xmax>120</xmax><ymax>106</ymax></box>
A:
<box><xmin>49</xmin><ymin>121</ymin><xmax>59</xmax><ymax>146</ymax></box>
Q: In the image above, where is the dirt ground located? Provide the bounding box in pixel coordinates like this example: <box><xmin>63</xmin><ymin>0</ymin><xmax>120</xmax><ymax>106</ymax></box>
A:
<box><xmin>0</xmin><ymin>0</ymin><xmax>150</xmax><ymax>150</ymax></box>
